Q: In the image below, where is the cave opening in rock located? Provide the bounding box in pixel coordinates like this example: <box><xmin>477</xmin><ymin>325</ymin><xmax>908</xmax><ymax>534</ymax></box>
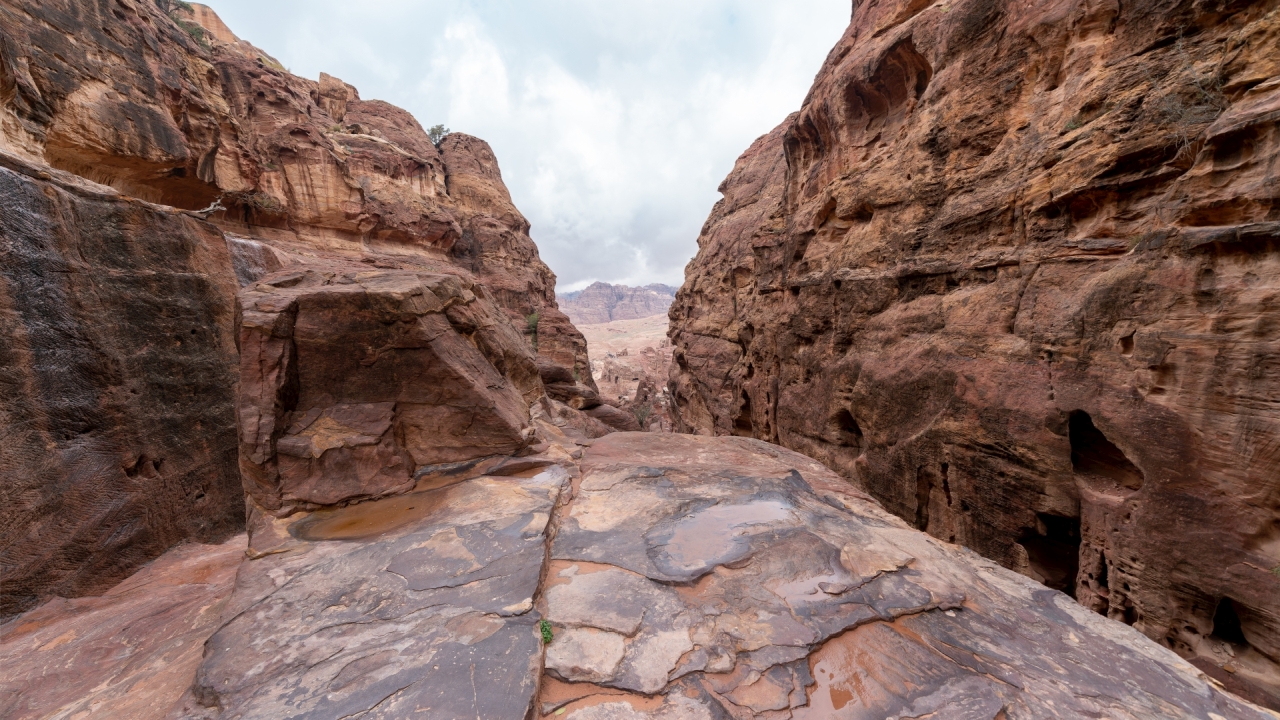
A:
<box><xmin>915</xmin><ymin>466</ymin><xmax>932</xmax><ymax>532</ymax></box>
<box><xmin>733</xmin><ymin>392</ymin><xmax>753</xmax><ymax>437</ymax></box>
<box><xmin>831</xmin><ymin>409</ymin><xmax>864</xmax><ymax>453</ymax></box>
<box><xmin>1020</xmin><ymin>513</ymin><xmax>1082</xmax><ymax>597</ymax></box>
<box><xmin>1212</xmin><ymin>597</ymin><xmax>1249</xmax><ymax>646</ymax></box>
<box><xmin>1068</xmin><ymin>411</ymin><xmax>1145</xmax><ymax>490</ymax></box>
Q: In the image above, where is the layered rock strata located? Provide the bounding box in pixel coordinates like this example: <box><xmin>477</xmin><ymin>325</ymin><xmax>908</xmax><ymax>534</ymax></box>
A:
<box><xmin>668</xmin><ymin>0</ymin><xmax>1280</xmax><ymax>703</ymax></box>
<box><xmin>3</xmin><ymin>432</ymin><xmax>1274</xmax><ymax>718</ymax></box>
<box><xmin>558</xmin><ymin>281</ymin><xmax>677</xmax><ymax>325</ymax></box>
<box><xmin>0</xmin><ymin>0</ymin><xmax>601</xmax><ymax>611</ymax></box>
<box><xmin>237</xmin><ymin>267</ymin><xmax>542</xmax><ymax>516</ymax></box>
<box><xmin>0</xmin><ymin>0</ymin><xmax>593</xmax><ymax>419</ymax></box>
<box><xmin>0</xmin><ymin>150</ymin><xmax>243</xmax><ymax>617</ymax></box>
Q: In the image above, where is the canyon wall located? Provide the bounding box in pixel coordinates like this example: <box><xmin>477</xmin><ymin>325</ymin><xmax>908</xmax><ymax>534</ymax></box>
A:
<box><xmin>669</xmin><ymin>0</ymin><xmax>1280</xmax><ymax>703</ymax></box>
<box><xmin>0</xmin><ymin>0</ymin><xmax>601</xmax><ymax>614</ymax></box>
<box><xmin>0</xmin><ymin>153</ymin><xmax>243</xmax><ymax>617</ymax></box>
<box><xmin>559</xmin><ymin>281</ymin><xmax>676</xmax><ymax>325</ymax></box>
<box><xmin>0</xmin><ymin>0</ymin><xmax>590</xmax><ymax>382</ymax></box>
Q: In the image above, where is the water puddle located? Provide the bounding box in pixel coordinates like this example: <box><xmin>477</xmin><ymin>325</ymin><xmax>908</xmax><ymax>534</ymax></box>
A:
<box><xmin>654</xmin><ymin>500</ymin><xmax>794</xmax><ymax>577</ymax></box>
<box><xmin>290</xmin><ymin>489</ymin><xmax>448</xmax><ymax>542</ymax></box>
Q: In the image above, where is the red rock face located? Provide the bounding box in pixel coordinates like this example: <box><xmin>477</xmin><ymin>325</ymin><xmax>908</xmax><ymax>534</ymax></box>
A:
<box><xmin>0</xmin><ymin>153</ymin><xmax>243</xmax><ymax>618</ymax></box>
<box><xmin>0</xmin><ymin>0</ymin><xmax>606</xmax><ymax>614</ymax></box>
<box><xmin>0</xmin><ymin>0</ymin><xmax>593</xmax><ymax>385</ymax></box>
<box><xmin>669</xmin><ymin>0</ymin><xmax>1280</xmax><ymax>701</ymax></box>
<box><xmin>237</xmin><ymin>267</ymin><xmax>541</xmax><ymax>515</ymax></box>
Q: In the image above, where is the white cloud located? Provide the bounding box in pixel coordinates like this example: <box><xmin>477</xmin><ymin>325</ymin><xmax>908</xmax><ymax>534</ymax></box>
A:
<box><xmin>205</xmin><ymin>0</ymin><xmax>851</xmax><ymax>289</ymax></box>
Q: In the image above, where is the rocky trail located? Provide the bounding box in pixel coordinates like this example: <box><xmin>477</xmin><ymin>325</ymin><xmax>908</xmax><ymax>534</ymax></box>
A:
<box><xmin>4</xmin><ymin>427</ymin><xmax>1273</xmax><ymax>719</ymax></box>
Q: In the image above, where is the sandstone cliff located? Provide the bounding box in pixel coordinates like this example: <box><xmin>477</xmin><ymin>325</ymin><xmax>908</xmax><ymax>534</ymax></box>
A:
<box><xmin>0</xmin><ymin>0</ymin><xmax>592</xmax><ymax>383</ymax></box>
<box><xmin>559</xmin><ymin>281</ymin><xmax>677</xmax><ymax>325</ymax></box>
<box><xmin>670</xmin><ymin>0</ymin><xmax>1280</xmax><ymax>705</ymax></box>
<box><xmin>0</xmin><ymin>151</ymin><xmax>243</xmax><ymax>618</ymax></box>
<box><xmin>0</xmin><ymin>0</ymin><xmax>603</xmax><ymax>614</ymax></box>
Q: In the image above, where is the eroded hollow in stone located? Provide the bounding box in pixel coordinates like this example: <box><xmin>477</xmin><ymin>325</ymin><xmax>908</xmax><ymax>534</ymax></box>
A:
<box><xmin>1212</xmin><ymin>597</ymin><xmax>1249</xmax><ymax>646</ymax></box>
<box><xmin>1069</xmin><ymin>411</ymin><xmax>1145</xmax><ymax>490</ymax></box>
<box><xmin>1020</xmin><ymin>513</ymin><xmax>1082</xmax><ymax>596</ymax></box>
<box><xmin>290</xmin><ymin>489</ymin><xmax>449</xmax><ymax>542</ymax></box>
<box><xmin>830</xmin><ymin>409</ymin><xmax>865</xmax><ymax>452</ymax></box>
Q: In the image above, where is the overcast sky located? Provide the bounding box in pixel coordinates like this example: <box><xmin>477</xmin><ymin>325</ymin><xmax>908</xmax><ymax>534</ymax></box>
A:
<box><xmin>205</xmin><ymin>1</ymin><xmax>851</xmax><ymax>291</ymax></box>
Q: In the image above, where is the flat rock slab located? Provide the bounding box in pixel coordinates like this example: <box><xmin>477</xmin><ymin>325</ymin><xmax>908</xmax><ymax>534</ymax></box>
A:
<box><xmin>539</xmin><ymin>433</ymin><xmax>1272</xmax><ymax>719</ymax></box>
<box><xmin>178</xmin><ymin>466</ymin><xmax>568</xmax><ymax>719</ymax></box>
<box><xmin>0</xmin><ymin>535</ymin><xmax>246</xmax><ymax>719</ymax></box>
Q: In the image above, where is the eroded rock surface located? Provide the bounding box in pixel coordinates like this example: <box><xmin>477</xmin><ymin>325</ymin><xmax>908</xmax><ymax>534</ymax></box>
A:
<box><xmin>176</xmin><ymin>466</ymin><xmax>567</xmax><ymax>719</ymax></box>
<box><xmin>0</xmin><ymin>534</ymin><xmax>245</xmax><ymax>719</ymax></box>
<box><xmin>537</xmin><ymin>433</ymin><xmax>1271</xmax><ymax>719</ymax></box>
<box><xmin>236</xmin><ymin>267</ymin><xmax>541</xmax><ymax>515</ymax></box>
<box><xmin>668</xmin><ymin>0</ymin><xmax>1280</xmax><ymax>701</ymax></box>
<box><xmin>0</xmin><ymin>150</ymin><xmax>243</xmax><ymax>617</ymax></box>
<box><xmin>4</xmin><ymin>431</ymin><xmax>1273</xmax><ymax>718</ymax></box>
<box><xmin>0</xmin><ymin>0</ymin><xmax>601</xmax><ymax>613</ymax></box>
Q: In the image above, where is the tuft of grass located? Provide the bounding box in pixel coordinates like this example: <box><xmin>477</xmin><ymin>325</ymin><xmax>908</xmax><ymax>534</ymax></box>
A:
<box><xmin>538</xmin><ymin>620</ymin><xmax>553</xmax><ymax>644</ymax></box>
<box><xmin>1272</xmin><ymin>566</ymin><xmax>1280</xmax><ymax>579</ymax></box>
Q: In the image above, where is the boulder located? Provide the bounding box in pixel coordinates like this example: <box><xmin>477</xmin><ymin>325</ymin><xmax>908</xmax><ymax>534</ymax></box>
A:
<box><xmin>237</xmin><ymin>268</ymin><xmax>541</xmax><ymax>513</ymax></box>
<box><xmin>585</xmin><ymin>403</ymin><xmax>643</xmax><ymax>432</ymax></box>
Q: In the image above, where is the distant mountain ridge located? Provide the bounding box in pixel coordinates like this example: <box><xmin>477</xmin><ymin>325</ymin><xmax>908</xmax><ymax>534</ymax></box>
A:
<box><xmin>558</xmin><ymin>282</ymin><xmax>676</xmax><ymax>325</ymax></box>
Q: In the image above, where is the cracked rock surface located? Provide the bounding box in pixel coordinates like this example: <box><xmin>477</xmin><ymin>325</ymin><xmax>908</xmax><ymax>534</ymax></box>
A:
<box><xmin>2</xmin><ymin>433</ymin><xmax>1274</xmax><ymax>718</ymax></box>
<box><xmin>175</xmin><ymin>464</ymin><xmax>568</xmax><ymax>719</ymax></box>
<box><xmin>536</xmin><ymin>433</ymin><xmax>1273</xmax><ymax>719</ymax></box>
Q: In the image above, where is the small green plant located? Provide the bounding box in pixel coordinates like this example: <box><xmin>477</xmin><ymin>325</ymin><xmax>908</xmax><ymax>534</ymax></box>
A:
<box><xmin>176</xmin><ymin>19</ymin><xmax>208</xmax><ymax>48</ymax></box>
<box><xmin>328</xmin><ymin>124</ymin><xmax>345</xmax><ymax>133</ymax></box>
<box><xmin>258</xmin><ymin>55</ymin><xmax>288</xmax><ymax>73</ymax></box>
<box><xmin>428</xmin><ymin>124</ymin><xmax>451</xmax><ymax>146</ymax></box>
<box><xmin>525</xmin><ymin>312</ymin><xmax>541</xmax><ymax>351</ymax></box>
<box><xmin>634</xmin><ymin>404</ymin><xmax>653</xmax><ymax>429</ymax></box>
<box><xmin>1064</xmin><ymin>115</ymin><xmax>1083</xmax><ymax>132</ymax></box>
<box><xmin>538</xmin><ymin>620</ymin><xmax>554</xmax><ymax>644</ymax></box>
<box><xmin>1272</xmin><ymin>565</ymin><xmax>1280</xmax><ymax>579</ymax></box>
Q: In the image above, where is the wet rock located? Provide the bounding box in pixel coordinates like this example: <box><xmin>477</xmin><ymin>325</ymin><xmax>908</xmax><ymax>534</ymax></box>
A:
<box><xmin>668</xmin><ymin>0</ymin><xmax>1280</xmax><ymax>700</ymax></box>
<box><xmin>180</xmin><ymin>465</ymin><xmax>568</xmax><ymax>719</ymax></box>
<box><xmin>0</xmin><ymin>151</ymin><xmax>243</xmax><ymax>617</ymax></box>
<box><xmin>540</xmin><ymin>433</ymin><xmax>1272</xmax><ymax>719</ymax></box>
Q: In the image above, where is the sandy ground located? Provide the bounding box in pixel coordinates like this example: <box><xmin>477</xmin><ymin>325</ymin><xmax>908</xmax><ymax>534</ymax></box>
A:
<box><xmin>577</xmin><ymin>314</ymin><xmax>673</xmax><ymax>429</ymax></box>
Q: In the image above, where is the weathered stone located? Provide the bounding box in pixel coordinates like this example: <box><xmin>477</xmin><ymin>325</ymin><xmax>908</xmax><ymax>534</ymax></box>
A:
<box><xmin>0</xmin><ymin>151</ymin><xmax>243</xmax><ymax>617</ymax></box>
<box><xmin>546</xmin><ymin>627</ymin><xmax>629</xmax><ymax>684</ymax></box>
<box><xmin>237</xmin><ymin>267</ymin><xmax>540</xmax><ymax>513</ymax></box>
<box><xmin>0</xmin><ymin>535</ymin><xmax>245</xmax><ymax>719</ymax></box>
<box><xmin>541</xmin><ymin>433</ymin><xmax>1272</xmax><ymax>718</ymax></box>
<box><xmin>178</xmin><ymin>466</ymin><xmax>568</xmax><ymax>719</ymax></box>
<box><xmin>0</xmin><ymin>0</ymin><xmax>596</xmax><ymax>396</ymax></box>
<box><xmin>1</xmin><ymin>432</ymin><xmax>1273</xmax><ymax>718</ymax></box>
<box><xmin>668</xmin><ymin>0</ymin><xmax>1280</xmax><ymax>702</ymax></box>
